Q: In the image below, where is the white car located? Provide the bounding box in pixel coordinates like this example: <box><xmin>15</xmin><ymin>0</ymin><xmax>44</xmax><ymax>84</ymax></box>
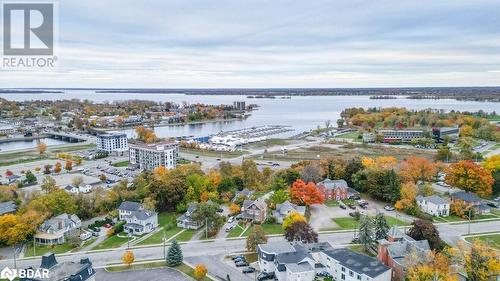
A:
<box><xmin>384</xmin><ymin>205</ymin><xmax>395</xmax><ymax>211</ymax></box>
<box><xmin>228</xmin><ymin>216</ymin><xmax>234</xmax><ymax>223</ymax></box>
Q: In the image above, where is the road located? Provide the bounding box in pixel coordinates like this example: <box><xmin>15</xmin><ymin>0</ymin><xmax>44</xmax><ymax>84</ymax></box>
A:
<box><xmin>2</xmin><ymin>220</ymin><xmax>499</xmax><ymax>271</ymax></box>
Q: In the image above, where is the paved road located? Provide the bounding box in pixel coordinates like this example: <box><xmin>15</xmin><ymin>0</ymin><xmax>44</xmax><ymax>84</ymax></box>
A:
<box><xmin>2</xmin><ymin>220</ymin><xmax>499</xmax><ymax>271</ymax></box>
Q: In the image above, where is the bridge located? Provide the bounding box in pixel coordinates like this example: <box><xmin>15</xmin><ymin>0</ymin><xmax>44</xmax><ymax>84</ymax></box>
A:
<box><xmin>44</xmin><ymin>131</ymin><xmax>93</xmax><ymax>143</ymax></box>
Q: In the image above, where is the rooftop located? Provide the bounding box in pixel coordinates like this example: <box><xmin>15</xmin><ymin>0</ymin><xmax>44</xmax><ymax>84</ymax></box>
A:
<box><xmin>323</xmin><ymin>248</ymin><xmax>390</xmax><ymax>278</ymax></box>
<box><xmin>416</xmin><ymin>195</ymin><xmax>450</xmax><ymax>205</ymax></box>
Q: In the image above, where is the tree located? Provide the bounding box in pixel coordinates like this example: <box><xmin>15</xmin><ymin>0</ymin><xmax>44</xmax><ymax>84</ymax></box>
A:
<box><xmin>246</xmin><ymin>225</ymin><xmax>268</xmax><ymax>252</ymax></box>
<box><xmin>462</xmin><ymin>240</ymin><xmax>500</xmax><ymax>280</ymax></box>
<box><xmin>445</xmin><ymin>160</ymin><xmax>494</xmax><ymax>196</ymax></box>
<box><xmin>282</xmin><ymin>211</ymin><xmax>306</xmax><ymax>230</ymax></box>
<box><xmin>436</xmin><ymin>145</ymin><xmax>453</xmax><ymax>162</ymax></box>
<box><xmin>229</xmin><ymin>203</ymin><xmax>240</xmax><ymax>215</ymax></box>
<box><xmin>194</xmin><ymin>264</ymin><xmax>208</xmax><ymax>280</ymax></box>
<box><xmin>72</xmin><ymin>176</ymin><xmax>84</xmax><ymax>187</ymax></box>
<box><xmin>407</xmin><ymin>251</ymin><xmax>456</xmax><ymax>281</ymax></box>
<box><xmin>5</xmin><ymin>170</ymin><xmax>13</xmax><ymax>177</ymax></box>
<box><xmin>407</xmin><ymin>219</ymin><xmax>443</xmax><ymax>250</ymax></box>
<box><xmin>242</xmin><ymin>159</ymin><xmax>260</xmax><ymax>189</ymax></box>
<box><xmin>284</xmin><ymin>221</ymin><xmax>318</xmax><ymax>243</ymax></box>
<box><xmin>37</xmin><ymin>142</ymin><xmax>47</xmax><ymax>154</ymax></box>
<box><xmin>268</xmin><ymin>189</ymin><xmax>289</xmax><ymax>209</ymax></box>
<box><xmin>289</xmin><ymin>179</ymin><xmax>324</xmax><ymax>206</ymax></box>
<box><xmin>343</xmin><ymin>157</ymin><xmax>364</xmax><ymax>187</ymax></box>
<box><xmin>166</xmin><ymin>240</ymin><xmax>183</xmax><ymax>266</ymax></box>
<box><xmin>43</xmin><ymin>164</ymin><xmax>52</xmax><ymax>174</ymax></box>
<box><xmin>373</xmin><ymin>212</ymin><xmax>389</xmax><ymax>240</ymax></box>
<box><xmin>41</xmin><ymin>176</ymin><xmax>57</xmax><ymax>193</ymax></box>
<box><xmin>395</xmin><ymin>182</ymin><xmax>418</xmax><ymax>211</ymax></box>
<box><xmin>337</xmin><ymin>118</ymin><xmax>344</xmax><ymax>128</ymax></box>
<box><xmin>300</xmin><ymin>162</ymin><xmax>322</xmax><ymax>183</ymax></box>
<box><xmin>54</xmin><ymin>162</ymin><xmax>62</xmax><ymax>173</ymax></box>
<box><xmin>135</xmin><ymin>126</ymin><xmax>158</xmax><ymax>143</ymax></box>
<box><xmin>122</xmin><ymin>251</ymin><xmax>135</xmax><ymax>267</ymax></box>
<box><xmin>24</xmin><ymin>170</ymin><xmax>37</xmax><ymax>184</ymax></box>
<box><xmin>399</xmin><ymin>156</ymin><xmax>437</xmax><ymax>183</ymax></box>
<box><xmin>191</xmin><ymin>202</ymin><xmax>224</xmax><ymax>236</ymax></box>
<box><xmin>482</xmin><ymin>155</ymin><xmax>500</xmax><ymax>172</ymax></box>
<box><xmin>65</xmin><ymin>160</ymin><xmax>73</xmax><ymax>171</ymax></box>
<box><xmin>358</xmin><ymin>215</ymin><xmax>374</xmax><ymax>252</ymax></box>
<box><xmin>99</xmin><ymin>174</ymin><xmax>107</xmax><ymax>182</ymax></box>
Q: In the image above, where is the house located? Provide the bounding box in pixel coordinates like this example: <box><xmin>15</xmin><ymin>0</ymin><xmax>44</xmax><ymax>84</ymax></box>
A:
<box><xmin>0</xmin><ymin>200</ymin><xmax>17</xmax><ymax>216</ymax></box>
<box><xmin>21</xmin><ymin>252</ymin><xmax>96</xmax><ymax>281</ymax></box>
<box><xmin>450</xmin><ymin>191</ymin><xmax>490</xmax><ymax>215</ymax></box>
<box><xmin>272</xmin><ymin>201</ymin><xmax>306</xmax><ymax>223</ymax></box>
<box><xmin>232</xmin><ymin>188</ymin><xmax>254</xmax><ymax>202</ymax></box>
<box><xmin>238</xmin><ymin>198</ymin><xmax>267</xmax><ymax>223</ymax></box>
<box><xmin>258</xmin><ymin>241</ymin><xmax>391</xmax><ymax>281</ymax></box>
<box><xmin>317</xmin><ymin>179</ymin><xmax>349</xmax><ymax>200</ymax></box>
<box><xmin>64</xmin><ymin>184</ymin><xmax>92</xmax><ymax>194</ymax></box>
<box><xmin>118</xmin><ymin>201</ymin><xmax>158</xmax><ymax>235</ymax></box>
<box><xmin>416</xmin><ymin>195</ymin><xmax>450</xmax><ymax>217</ymax></box>
<box><xmin>177</xmin><ymin>203</ymin><xmax>203</xmax><ymax>229</ymax></box>
<box><xmin>34</xmin><ymin>213</ymin><xmax>82</xmax><ymax>245</ymax></box>
<box><xmin>377</xmin><ymin>227</ymin><xmax>430</xmax><ymax>281</ymax></box>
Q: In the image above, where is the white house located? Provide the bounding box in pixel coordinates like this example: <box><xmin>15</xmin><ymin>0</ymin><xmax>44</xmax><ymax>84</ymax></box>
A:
<box><xmin>258</xmin><ymin>242</ymin><xmax>391</xmax><ymax>281</ymax></box>
<box><xmin>64</xmin><ymin>184</ymin><xmax>92</xmax><ymax>194</ymax></box>
<box><xmin>118</xmin><ymin>201</ymin><xmax>158</xmax><ymax>235</ymax></box>
<box><xmin>96</xmin><ymin>132</ymin><xmax>128</xmax><ymax>154</ymax></box>
<box><xmin>416</xmin><ymin>195</ymin><xmax>450</xmax><ymax>217</ymax></box>
<box><xmin>34</xmin><ymin>213</ymin><xmax>82</xmax><ymax>245</ymax></box>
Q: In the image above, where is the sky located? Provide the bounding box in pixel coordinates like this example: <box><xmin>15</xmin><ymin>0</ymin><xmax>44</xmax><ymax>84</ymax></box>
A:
<box><xmin>1</xmin><ymin>0</ymin><xmax>500</xmax><ymax>88</ymax></box>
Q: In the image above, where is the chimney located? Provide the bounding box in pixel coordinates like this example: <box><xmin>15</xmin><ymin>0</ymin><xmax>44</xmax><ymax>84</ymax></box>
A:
<box><xmin>40</xmin><ymin>252</ymin><xmax>57</xmax><ymax>269</ymax></box>
<box><xmin>80</xmin><ymin>258</ymin><xmax>91</xmax><ymax>265</ymax></box>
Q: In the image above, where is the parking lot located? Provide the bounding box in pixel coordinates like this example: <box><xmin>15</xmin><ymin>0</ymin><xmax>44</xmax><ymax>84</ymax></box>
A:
<box><xmin>185</xmin><ymin>254</ymin><xmax>255</xmax><ymax>281</ymax></box>
<box><xmin>96</xmin><ymin>267</ymin><xmax>192</xmax><ymax>281</ymax></box>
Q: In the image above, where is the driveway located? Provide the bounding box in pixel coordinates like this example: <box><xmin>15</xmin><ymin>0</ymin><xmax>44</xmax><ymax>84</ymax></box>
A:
<box><xmin>96</xmin><ymin>268</ymin><xmax>192</xmax><ymax>281</ymax></box>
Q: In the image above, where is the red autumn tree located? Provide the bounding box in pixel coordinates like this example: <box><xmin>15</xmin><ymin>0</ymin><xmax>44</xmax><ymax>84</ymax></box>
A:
<box><xmin>445</xmin><ymin>160</ymin><xmax>494</xmax><ymax>197</ymax></box>
<box><xmin>289</xmin><ymin>179</ymin><xmax>324</xmax><ymax>206</ymax></box>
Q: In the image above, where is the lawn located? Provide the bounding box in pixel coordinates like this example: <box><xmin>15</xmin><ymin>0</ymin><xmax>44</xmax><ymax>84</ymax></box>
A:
<box><xmin>242</xmin><ymin>223</ymin><xmax>284</xmax><ymax>236</ymax></box>
<box><xmin>227</xmin><ymin>223</ymin><xmax>247</xmax><ymax>238</ymax></box>
<box><xmin>465</xmin><ymin>234</ymin><xmax>500</xmax><ymax>250</ymax></box>
<box><xmin>105</xmin><ymin>262</ymin><xmax>213</xmax><ymax>280</ymax></box>
<box><xmin>324</xmin><ymin>200</ymin><xmax>340</xmax><ymax>207</ymax></box>
<box><xmin>112</xmin><ymin>160</ymin><xmax>129</xmax><ymax>167</ymax></box>
<box><xmin>137</xmin><ymin>213</ymin><xmax>186</xmax><ymax>245</ymax></box>
<box><xmin>180</xmin><ymin>148</ymin><xmax>248</xmax><ymax>158</ymax></box>
<box><xmin>335</xmin><ymin>132</ymin><xmax>361</xmax><ymax>140</ymax></box>
<box><xmin>25</xmin><ymin>242</ymin><xmax>74</xmax><ymax>257</ymax></box>
<box><xmin>92</xmin><ymin>235</ymin><xmax>131</xmax><ymax>250</ymax></box>
<box><xmin>333</xmin><ymin>215</ymin><xmax>407</xmax><ymax>230</ymax></box>
<box><xmin>173</xmin><ymin>229</ymin><xmax>197</xmax><ymax>242</ymax></box>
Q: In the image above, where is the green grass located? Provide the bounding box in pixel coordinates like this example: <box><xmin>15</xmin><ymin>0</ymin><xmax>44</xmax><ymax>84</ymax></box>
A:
<box><xmin>465</xmin><ymin>234</ymin><xmax>500</xmax><ymax>250</ymax></box>
<box><xmin>324</xmin><ymin>200</ymin><xmax>340</xmax><ymax>207</ymax></box>
<box><xmin>335</xmin><ymin>132</ymin><xmax>360</xmax><ymax>140</ymax></box>
<box><xmin>227</xmin><ymin>223</ymin><xmax>247</xmax><ymax>238</ymax></box>
<box><xmin>333</xmin><ymin>216</ymin><xmax>408</xmax><ymax>230</ymax></box>
<box><xmin>137</xmin><ymin>213</ymin><xmax>188</xmax><ymax>245</ymax></box>
<box><xmin>49</xmin><ymin>144</ymin><xmax>96</xmax><ymax>153</ymax></box>
<box><xmin>92</xmin><ymin>235</ymin><xmax>131</xmax><ymax>250</ymax></box>
<box><xmin>242</xmin><ymin>223</ymin><xmax>284</xmax><ymax>236</ymax></box>
<box><xmin>174</xmin><ymin>229</ymin><xmax>197</xmax><ymax>242</ymax></box>
<box><xmin>25</xmin><ymin>242</ymin><xmax>74</xmax><ymax>257</ymax></box>
<box><xmin>112</xmin><ymin>160</ymin><xmax>129</xmax><ymax>167</ymax></box>
<box><xmin>180</xmin><ymin>148</ymin><xmax>248</xmax><ymax>158</ymax></box>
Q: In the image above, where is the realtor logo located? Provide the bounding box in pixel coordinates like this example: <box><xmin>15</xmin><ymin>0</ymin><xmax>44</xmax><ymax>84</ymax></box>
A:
<box><xmin>0</xmin><ymin>267</ymin><xmax>16</xmax><ymax>281</ymax></box>
<box><xmin>2</xmin><ymin>2</ymin><xmax>54</xmax><ymax>55</ymax></box>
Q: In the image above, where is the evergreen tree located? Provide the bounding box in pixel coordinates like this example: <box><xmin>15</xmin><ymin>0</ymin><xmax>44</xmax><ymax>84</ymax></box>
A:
<box><xmin>166</xmin><ymin>239</ymin><xmax>183</xmax><ymax>266</ymax></box>
<box><xmin>373</xmin><ymin>212</ymin><xmax>389</xmax><ymax>240</ymax></box>
<box><xmin>358</xmin><ymin>215</ymin><xmax>374</xmax><ymax>252</ymax></box>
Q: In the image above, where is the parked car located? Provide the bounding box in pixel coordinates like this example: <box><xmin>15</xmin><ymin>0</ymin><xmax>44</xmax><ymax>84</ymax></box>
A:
<box><xmin>349</xmin><ymin>194</ymin><xmax>361</xmax><ymax>200</ymax></box>
<box><xmin>494</xmin><ymin>197</ymin><xmax>500</xmax><ymax>202</ymax></box>
<box><xmin>347</xmin><ymin>204</ymin><xmax>356</xmax><ymax>210</ymax></box>
<box><xmin>257</xmin><ymin>272</ymin><xmax>275</xmax><ymax>281</ymax></box>
<box><xmin>226</xmin><ymin>225</ymin><xmax>235</xmax><ymax>232</ymax></box>
<box><xmin>351</xmin><ymin>236</ymin><xmax>359</xmax><ymax>243</ymax></box>
<box><xmin>231</xmin><ymin>255</ymin><xmax>244</xmax><ymax>261</ymax></box>
<box><xmin>339</xmin><ymin>204</ymin><xmax>346</xmax><ymax>210</ymax></box>
<box><xmin>234</xmin><ymin>257</ymin><xmax>246</xmax><ymax>263</ymax></box>
<box><xmin>486</xmin><ymin>202</ymin><xmax>499</xmax><ymax>209</ymax></box>
<box><xmin>228</xmin><ymin>216</ymin><xmax>235</xmax><ymax>223</ymax></box>
<box><xmin>235</xmin><ymin>261</ymin><xmax>249</xmax><ymax>267</ymax></box>
<box><xmin>384</xmin><ymin>205</ymin><xmax>395</xmax><ymax>211</ymax></box>
<box><xmin>242</xmin><ymin>267</ymin><xmax>256</xmax><ymax>274</ymax></box>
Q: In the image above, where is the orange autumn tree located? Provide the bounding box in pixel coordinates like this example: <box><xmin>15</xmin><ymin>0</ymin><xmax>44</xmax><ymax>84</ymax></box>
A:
<box><xmin>399</xmin><ymin>156</ymin><xmax>438</xmax><ymax>183</ymax></box>
<box><xmin>395</xmin><ymin>182</ymin><xmax>418</xmax><ymax>211</ymax></box>
<box><xmin>289</xmin><ymin>179</ymin><xmax>324</xmax><ymax>206</ymax></box>
<box><xmin>445</xmin><ymin>160</ymin><xmax>494</xmax><ymax>197</ymax></box>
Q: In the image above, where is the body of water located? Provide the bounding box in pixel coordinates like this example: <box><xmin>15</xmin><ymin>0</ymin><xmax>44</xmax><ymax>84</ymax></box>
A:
<box><xmin>1</xmin><ymin>90</ymin><xmax>498</xmax><ymax>139</ymax></box>
<box><xmin>0</xmin><ymin>138</ymin><xmax>70</xmax><ymax>152</ymax></box>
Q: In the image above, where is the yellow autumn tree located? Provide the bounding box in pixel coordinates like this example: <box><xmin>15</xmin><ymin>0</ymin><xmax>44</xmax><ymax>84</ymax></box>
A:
<box><xmin>229</xmin><ymin>203</ymin><xmax>240</xmax><ymax>215</ymax></box>
<box><xmin>482</xmin><ymin>155</ymin><xmax>500</xmax><ymax>172</ymax></box>
<box><xmin>395</xmin><ymin>182</ymin><xmax>418</xmax><ymax>210</ymax></box>
<box><xmin>282</xmin><ymin>211</ymin><xmax>307</xmax><ymax>229</ymax></box>
<box><xmin>122</xmin><ymin>251</ymin><xmax>135</xmax><ymax>267</ymax></box>
<box><xmin>193</xmin><ymin>264</ymin><xmax>208</xmax><ymax>280</ymax></box>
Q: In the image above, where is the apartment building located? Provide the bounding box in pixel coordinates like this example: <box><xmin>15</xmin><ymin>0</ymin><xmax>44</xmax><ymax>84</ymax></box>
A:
<box><xmin>96</xmin><ymin>132</ymin><xmax>128</xmax><ymax>153</ymax></box>
<box><xmin>129</xmin><ymin>141</ymin><xmax>179</xmax><ymax>170</ymax></box>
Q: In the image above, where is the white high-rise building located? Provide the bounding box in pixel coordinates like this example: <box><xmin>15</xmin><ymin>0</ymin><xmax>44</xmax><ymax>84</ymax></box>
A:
<box><xmin>129</xmin><ymin>141</ymin><xmax>179</xmax><ymax>170</ymax></box>
<box><xmin>96</xmin><ymin>132</ymin><xmax>128</xmax><ymax>153</ymax></box>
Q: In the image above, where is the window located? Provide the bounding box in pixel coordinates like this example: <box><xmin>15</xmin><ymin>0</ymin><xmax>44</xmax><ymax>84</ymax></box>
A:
<box><xmin>341</xmin><ymin>267</ymin><xmax>345</xmax><ymax>272</ymax></box>
<box><xmin>341</xmin><ymin>273</ymin><xmax>345</xmax><ymax>280</ymax></box>
<box><xmin>349</xmin><ymin>270</ymin><xmax>354</xmax><ymax>277</ymax></box>
<box><xmin>357</xmin><ymin>274</ymin><xmax>361</xmax><ymax>280</ymax></box>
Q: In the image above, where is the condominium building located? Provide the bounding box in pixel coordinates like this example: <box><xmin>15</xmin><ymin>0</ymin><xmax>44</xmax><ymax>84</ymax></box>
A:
<box><xmin>96</xmin><ymin>132</ymin><xmax>128</xmax><ymax>153</ymax></box>
<box><xmin>377</xmin><ymin>129</ymin><xmax>425</xmax><ymax>142</ymax></box>
<box><xmin>129</xmin><ymin>141</ymin><xmax>179</xmax><ymax>170</ymax></box>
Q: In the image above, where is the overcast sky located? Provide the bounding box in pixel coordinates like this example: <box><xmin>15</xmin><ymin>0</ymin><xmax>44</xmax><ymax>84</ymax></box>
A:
<box><xmin>1</xmin><ymin>0</ymin><xmax>500</xmax><ymax>88</ymax></box>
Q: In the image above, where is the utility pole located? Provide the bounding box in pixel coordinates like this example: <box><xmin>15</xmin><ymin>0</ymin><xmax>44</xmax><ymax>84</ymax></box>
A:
<box><xmin>33</xmin><ymin>236</ymin><xmax>36</xmax><ymax>257</ymax></box>
<box><xmin>163</xmin><ymin>231</ymin><xmax>166</xmax><ymax>260</ymax></box>
<box><xmin>468</xmin><ymin>208</ymin><xmax>472</xmax><ymax>235</ymax></box>
<box><xmin>13</xmin><ymin>246</ymin><xmax>17</xmax><ymax>270</ymax></box>
<box><xmin>205</xmin><ymin>217</ymin><xmax>208</xmax><ymax>240</ymax></box>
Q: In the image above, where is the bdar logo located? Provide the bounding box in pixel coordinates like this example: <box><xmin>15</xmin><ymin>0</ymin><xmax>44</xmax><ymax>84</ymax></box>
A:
<box><xmin>0</xmin><ymin>267</ymin><xmax>17</xmax><ymax>281</ymax></box>
<box><xmin>2</xmin><ymin>3</ymin><xmax>54</xmax><ymax>56</ymax></box>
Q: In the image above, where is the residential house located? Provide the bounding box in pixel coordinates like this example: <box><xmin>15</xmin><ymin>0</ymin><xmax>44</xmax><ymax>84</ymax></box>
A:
<box><xmin>416</xmin><ymin>195</ymin><xmax>450</xmax><ymax>217</ymax></box>
<box><xmin>272</xmin><ymin>201</ymin><xmax>306</xmax><ymax>223</ymax></box>
<box><xmin>238</xmin><ymin>198</ymin><xmax>267</xmax><ymax>223</ymax></box>
<box><xmin>34</xmin><ymin>213</ymin><xmax>82</xmax><ymax>245</ymax></box>
<box><xmin>317</xmin><ymin>179</ymin><xmax>349</xmax><ymax>201</ymax></box>
<box><xmin>0</xmin><ymin>200</ymin><xmax>17</xmax><ymax>216</ymax></box>
<box><xmin>258</xmin><ymin>241</ymin><xmax>391</xmax><ymax>281</ymax></box>
<box><xmin>232</xmin><ymin>188</ymin><xmax>254</xmax><ymax>202</ymax></box>
<box><xmin>118</xmin><ymin>201</ymin><xmax>158</xmax><ymax>235</ymax></box>
<box><xmin>21</xmin><ymin>252</ymin><xmax>96</xmax><ymax>281</ymax></box>
<box><xmin>177</xmin><ymin>203</ymin><xmax>203</xmax><ymax>229</ymax></box>
<box><xmin>64</xmin><ymin>184</ymin><xmax>92</xmax><ymax>194</ymax></box>
<box><xmin>377</xmin><ymin>227</ymin><xmax>430</xmax><ymax>281</ymax></box>
<box><xmin>450</xmin><ymin>191</ymin><xmax>490</xmax><ymax>215</ymax></box>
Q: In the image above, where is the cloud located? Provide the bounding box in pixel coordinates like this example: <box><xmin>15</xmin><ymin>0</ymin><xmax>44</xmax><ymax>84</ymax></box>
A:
<box><xmin>1</xmin><ymin>0</ymin><xmax>500</xmax><ymax>87</ymax></box>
